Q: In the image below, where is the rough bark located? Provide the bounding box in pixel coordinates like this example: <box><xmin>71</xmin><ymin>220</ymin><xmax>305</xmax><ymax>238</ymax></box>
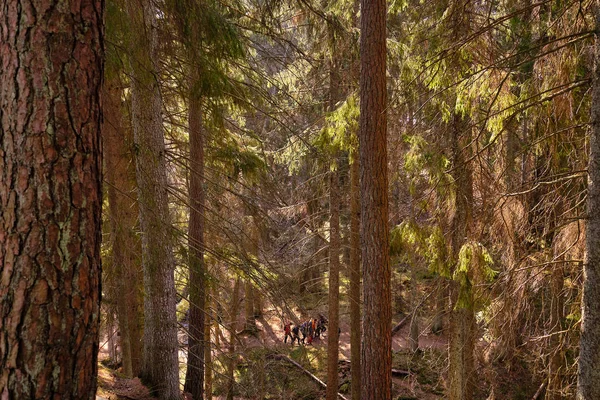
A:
<box><xmin>349</xmin><ymin>153</ymin><xmax>361</xmax><ymax>400</ymax></box>
<box><xmin>359</xmin><ymin>0</ymin><xmax>391</xmax><ymax>396</ymax></box>
<box><xmin>0</xmin><ymin>0</ymin><xmax>103</xmax><ymax>397</ymax></box>
<box><xmin>349</xmin><ymin>2</ymin><xmax>361</xmax><ymax>397</ymax></box>
<box><xmin>184</xmin><ymin>80</ymin><xmax>206</xmax><ymax>400</ymax></box>
<box><xmin>104</xmin><ymin>81</ymin><xmax>144</xmax><ymax>378</ymax></box>
<box><xmin>578</xmin><ymin>2</ymin><xmax>600</xmax><ymax>397</ymax></box>
<box><xmin>126</xmin><ymin>0</ymin><xmax>180</xmax><ymax>398</ymax></box>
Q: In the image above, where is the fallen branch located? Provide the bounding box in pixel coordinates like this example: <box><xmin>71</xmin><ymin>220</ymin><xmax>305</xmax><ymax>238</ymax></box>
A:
<box><xmin>341</xmin><ymin>359</ymin><xmax>411</xmax><ymax>377</ymax></box>
<box><xmin>391</xmin><ymin>314</ymin><xmax>410</xmax><ymax>336</ymax></box>
<box><xmin>531</xmin><ymin>382</ymin><xmax>546</xmax><ymax>400</ymax></box>
<box><xmin>392</xmin><ymin>368</ymin><xmax>411</xmax><ymax>377</ymax></box>
<box><xmin>272</xmin><ymin>354</ymin><xmax>349</xmax><ymax>400</ymax></box>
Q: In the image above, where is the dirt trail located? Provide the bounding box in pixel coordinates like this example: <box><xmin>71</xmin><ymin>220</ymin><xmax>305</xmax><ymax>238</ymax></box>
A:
<box><xmin>250</xmin><ymin>309</ymin><xmax>448</xmax><ymax>356</ymax></box>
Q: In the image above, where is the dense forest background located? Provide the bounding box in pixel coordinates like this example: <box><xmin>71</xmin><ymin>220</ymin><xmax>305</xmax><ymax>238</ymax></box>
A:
<box><xmin>3</xmin><ymin>0</ymin><xmax>600</xmax><ymax>398</ymax></box>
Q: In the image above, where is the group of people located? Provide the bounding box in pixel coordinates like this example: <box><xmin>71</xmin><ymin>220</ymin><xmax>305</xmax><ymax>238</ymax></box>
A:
<box><xmin>283</xmin><ymin>315</ymin><xmax>327</xmax><ymax>345</ymax></box>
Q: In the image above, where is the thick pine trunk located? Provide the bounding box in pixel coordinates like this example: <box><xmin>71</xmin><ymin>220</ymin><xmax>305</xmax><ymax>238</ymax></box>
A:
<box><xmin>578</xmin><ymin>2</ymin><xmax>600</xmax><ymax>397</ymax></box>
<box><xmin>184</xmin><ymin>82</ymin><xmax>206</xmax><ymax>400</ymax></box>
<box><xmin>126</xmin><ymin>1</ymin><xmax>180</xmax><ymax>398</ymax></box>
<box><xmin>0</xmin><ymin>0</ymin><xmax>103</xmax><ymax>397</ymax></box>
<box><xmin>359</xmin><ymin>0</ymin><xmax>391</xmax><ymax>396</ymax></box>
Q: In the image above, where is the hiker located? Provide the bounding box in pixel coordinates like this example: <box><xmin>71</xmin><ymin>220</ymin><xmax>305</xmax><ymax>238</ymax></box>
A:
<box><xmin>283</xmin><ymin>322</ymin><xmax>293</xmax><ymax>344</ymax></box>
<box><xmin>315</xmin><ymin>315</ymin><xmax>327</xmax><ymax>339</ymax></box>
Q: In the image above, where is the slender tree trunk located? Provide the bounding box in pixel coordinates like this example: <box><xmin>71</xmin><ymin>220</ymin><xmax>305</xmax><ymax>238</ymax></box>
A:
<box><xmin>205</xmin><ymin>293</ymin><xmax>213</xmax><ymax>399</ymax></box>
<box><xmin>245</xmin><ymin>279</ymin><xmax>256</xmax><ymax>330</ymax></box>
<box><xmin>409</xmin><ymin>262</ymin><xmax>419</xmax><ymax>353</ymax></box>
<box><xmin>547</xmin><ymin>263</ymin><xmax>565</xmax><ymax>400</ymax></box>
<box><xmin>0</xmin><ymin>0</ymin><xmax>103</xmax><ymax>397</ymax></box>
<box><xmin>253</xmin><ymin>287</ymin><xmax>263</xmax><ymax>318</ymax></box>
<box><xmin>227</xmin><ymin>278</ymin><xmax>241</xmax><ymax>400</ymax></box>
<box><xmin>244</xmin><ymin>214</ymin><xmax>258</xmax><ymax>332</ymax></box>
<box><xmin>448</xmin><ymin>114</ymin><xmax>475</xmax><ymax>400</ymax></box>
<box><xmin>431</xmin><ymin>279</ymin><xmax>446</xmax><ymax>334</ymax></box>
<box><xmin>126</xmin><ymin>0</ymin><xmax>180</xmax><ymax>398</ymax></box>
<box><xmin>326</xmin><ymin>21</ymin><xmax>342</xmax><ymax>399</ymax></box>
<box><xmin>359</xmin><ymin>0</ymin><xmax>391</xmax><ymax>395</ymax></box>
<box><xmin>104</xmin><ymin>81</ymin><xmax>145</xmax><ymax>378</ymax></box>
<box><xmin>578</xmin><ymin>4</ymin><xmax>600</xmax><ymax>396</ymax></box>
<box><xmin>349</xmin><ymin>1</ymin><xmax>361</xmax><ymax>397</ymax></box>
<box><xmin>184</xmin><ymin>78</ymin><xmax>206</xmax><ymax>400</ymax></box>
<box><xmin>108</xmin><ymin>312</ymin><xmax>118</xmax><ymax>363</ymax></box>
<box><xmin>326</xmin><ymin>167</ymin><xmax>341</xmax><ymax>400</ymax></box>
<box><xmin>349</xmin><ymin>153</ymin><xmax>362</xmax><ymax>400</ymax></box>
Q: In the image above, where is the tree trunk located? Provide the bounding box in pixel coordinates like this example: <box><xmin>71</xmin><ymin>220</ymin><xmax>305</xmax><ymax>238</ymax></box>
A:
<box><xmin>327</xmin><ymin>167</ymin><xmax>341</xmax><ymax>400</ymax></box>
<box><xmin>547</xmin><ymin>263</ymin><xmax>565</xmax><ymax>400</ymax></box>
<box><xmin>578</xmin><ymin>4</ymin><xmax>600</xmax><ymax>396</ymax></box>
<box><xmin>205</xmin><ymin>293</ymin><xmax>213</xmax><ymax>399</ymax></box>
<box><xmin>0</xmin><ymin>0</ymin><xmax>103</xmax><ymax>397</ymax></box>
<box><xmin>245</xmin><ymin>279</ymin><xmax>256</xmax><ymax>331</ymax></box>
<box><xmin>326</xmin><ymin>20</ymin><xmax>342</xmax><ymax>399</ymax></box>
<box><xmin>359</xmin><ymin>0</ymin><xmax>391</xmax><ymax>395</ymax></box>
<box><xmin>349</xmin><ymin>2</ymin><xmax>361</xmax><ymax>396</ymax></box>
<box><xmin>244</xmin><ymin>214</ymin><xmax>258</xmax><ymax>332</ymax></box>
<box><xmin>448</xmin><ymin>113</ymin><xmax>475</xmax><ymax>400</ymax></box>
<box><xmin>104</xmin><ymin>80</ymin><xmax>145</xmax><ymax>378</ymax></box>
<box><xmin>409</xmin><ymin>267</ymin><xmax>419</xmax><ymax>353</ymax></box>
<box><xmin>184</xmin><ymin>78</ymin><xmax>206</xmax><ymax>400</ymax></box>
<box><xmin>431</xmin><ymin>278</ymin><xmax>446</xmax><ymax>334</ymax></box>
<box><xmin>227</xmin><ymin>278</ymin><xmax>241</xmax><ymax>400</ymax></box>
<box><xmin>349</xmin><ymin>153</ymin><xmax>362</xmax><ymax>400</ymax></box>
<box><xmin>126</xmin><ymin>0</ymin><xmax>180</xmax><ymax>398</ymax></box>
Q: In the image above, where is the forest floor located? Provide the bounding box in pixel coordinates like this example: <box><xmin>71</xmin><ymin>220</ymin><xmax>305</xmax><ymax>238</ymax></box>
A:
<box><xmin>97</xmin><ymin>305</ymin><xmax>448</xmax><ymax>399</ymax></box>
<box><xmin>243</xmin><ymin>307</ymin><xmax>448</xmax><ymax>399</ymax></box>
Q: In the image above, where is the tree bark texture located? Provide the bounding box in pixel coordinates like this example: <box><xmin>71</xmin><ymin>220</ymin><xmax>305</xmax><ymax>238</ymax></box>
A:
<box><xmin>578</xmin><ymin>2</ymin><xmax>600</xmax><ymax>397</ymax></box>
<box><xmin>349</xmin><ymin>154</ymin><xmax>361</xmax><ymax>400</ymax></box>
<box><xmin>184</xmin><ymin>79</ymin><xmax>206</xmax><ymax>400</ymax></box>
<box><xmin>126</xmin><ymin>0</ymin><xmax>180</xmax><ymax>398</ymax></box>
<box><xmin>0</xmin><ymin>0</ymin><xmax>103</xmax><ymax>397</ymax></box>
<box><xmin>104</xmin><ymin>81</ymin><xmax>144</xmax><ymax>378</ymax></box>
<box><xmin>359</xmin><ymin>0</ymin><xmax>392</xmax><ymax>396</ymax></box>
